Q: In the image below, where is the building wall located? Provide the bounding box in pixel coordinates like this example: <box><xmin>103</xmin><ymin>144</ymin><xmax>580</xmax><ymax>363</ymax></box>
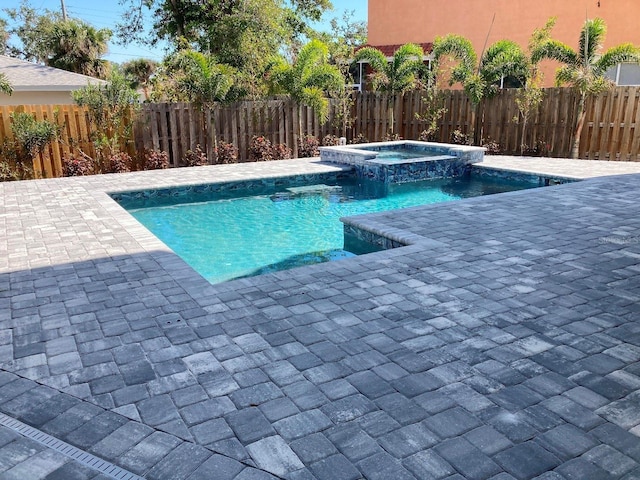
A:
<box><xmin>368</xmin><ymin>0</ymin><xmax>640</xmax><ymax>86</ymax></box>
<box><xmin>0</xmin><ymin>90</ymin><xmax>75</xmax><ymax>106</ymax></box>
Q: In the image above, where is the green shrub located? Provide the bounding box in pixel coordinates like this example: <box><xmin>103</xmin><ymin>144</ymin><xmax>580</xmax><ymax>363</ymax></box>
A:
<box><xmin>10</xmin><ymin>112</ymin><xmax>58</xmax><ymax>159</ymax></box>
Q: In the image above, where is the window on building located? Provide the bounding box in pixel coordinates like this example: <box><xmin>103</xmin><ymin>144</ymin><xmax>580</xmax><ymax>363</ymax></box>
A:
<box><xmin>605</xmin><ymin>63</ymin><xmax>640</xmax><ymax>86</ymax></box>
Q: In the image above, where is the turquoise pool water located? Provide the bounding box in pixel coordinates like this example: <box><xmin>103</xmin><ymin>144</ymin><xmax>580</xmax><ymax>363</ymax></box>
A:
<box><xmin>125</xmin><ymin>175</ymin><xmax>536</xmax><ymax>284</ymax></box>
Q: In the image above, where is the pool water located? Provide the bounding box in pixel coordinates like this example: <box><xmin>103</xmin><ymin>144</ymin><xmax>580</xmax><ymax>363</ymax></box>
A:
<box><xmin>373</xmin><ymin>149</ymin><xmax>440</xmax><ymax>162</ymax></box>
<box><xmin>125</xmin><ymin>175</ymin><xmax>536</xmax><ymax>284</ymax></box>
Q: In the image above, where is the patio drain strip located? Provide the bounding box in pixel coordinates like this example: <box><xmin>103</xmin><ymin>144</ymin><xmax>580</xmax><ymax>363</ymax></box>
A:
<box><xmin>0</xmin><ymin>412</ymin><xmax>144</xmax><ymax>480</ymax></box>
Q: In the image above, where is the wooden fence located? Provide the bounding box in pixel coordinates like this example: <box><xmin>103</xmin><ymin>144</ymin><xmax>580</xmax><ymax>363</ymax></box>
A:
<box><xmin>0</xmin><ymin>104</ymin><xmax>98</xmax><ymax>178</ymax></box>
<box><xmin>134</xmin><ymin>99</ymin><xmax>344</xmax><ymax>165</ymax></box>
<box><xmin>1</xmin><ymin>86</ymin><xmax>639</xmax><ymax>176</ymax></box>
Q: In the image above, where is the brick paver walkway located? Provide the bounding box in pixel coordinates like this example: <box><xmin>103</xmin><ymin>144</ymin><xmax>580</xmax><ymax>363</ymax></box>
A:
<box><xmin>2</xmin><ymin>158</ymin><xmax>640</xmax><ymax>479</ymax></box>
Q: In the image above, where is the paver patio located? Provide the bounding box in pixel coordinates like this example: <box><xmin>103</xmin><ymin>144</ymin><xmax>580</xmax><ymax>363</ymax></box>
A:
<box><xmin>1</xmin><ymin>156</ymin><xmax>640</xmax><ymax>479</ymax></box>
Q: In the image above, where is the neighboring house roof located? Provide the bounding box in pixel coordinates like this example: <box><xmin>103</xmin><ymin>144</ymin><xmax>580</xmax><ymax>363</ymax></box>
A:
<box><xmin>0</xmin><ymin>55</ymin><xmax>107</xmax><ymax>92</ymax></box>
<box><xmin>356</xmin><ymin>42</ymin><xmax>434</xmax><ymax>59</ymax></box>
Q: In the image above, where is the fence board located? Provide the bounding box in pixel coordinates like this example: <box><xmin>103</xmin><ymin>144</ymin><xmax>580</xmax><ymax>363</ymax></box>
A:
<box><xmin>2</xmin><ymin>87</ymin><xmax>640</xmax><ymax>178</ymax></box>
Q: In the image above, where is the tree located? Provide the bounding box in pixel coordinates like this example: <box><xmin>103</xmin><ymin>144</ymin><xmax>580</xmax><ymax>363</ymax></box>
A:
<box><xmin>313</xmin><ymin>11</ymin><xmax>367</xmax><ymax>137</ymax></box>
<box><xmin>533</xmin><ymin>17</ymin><xmax>640</xmax><ymax>158</ymax></box>
<box><xmin>432</xmin><ymin>35</ymin><xmax>528</xmax><ymax>144</ymax></box>
<box><xmin>122</xmin><ymin>58</ymin><xmax>158</xmax><ymax>101</ymax></box>
<box><xmin>267</xmin><ymin>39</ymin><xmax>343</xmax><ymax>140</ymax></box>
<box><xmin>4</xmin><ymin>2</ymin><xmax>111</xmax><ymax>78</ymax></box>
<box><xmin>116</xmin><ymin>0</ymin><xmax>332</xmax><ymax>95</ymax></box>
<box><xmin>514</xmin><ymin>18</ymin><xmax>556</xmax><ymax>155</ymax></box>
<box><xmin>168</xmin><ymin>49</ymin><xmax>236</xmax><ymax>161</ymax></box>
<box><xmin>0</xmin><ymin>18</ymin><xmax>9</xmax><ymax>54</ymax></box>
<box><xmin>353</xmin><ymin>43</ymin><xmax>425</xmax><ymax>135</ymax></box>
<box><xmin>73</xmin><ymin>73</ymin><xmax>140</xmax><ymax>167</ymax></box>
<box><xmin>45</xmin><ymin>19</ymin><xmax>111</xmax><ymax>78</ymax></box>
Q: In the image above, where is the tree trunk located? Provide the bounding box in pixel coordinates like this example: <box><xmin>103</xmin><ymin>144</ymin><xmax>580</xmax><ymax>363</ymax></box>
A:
<box><xmin>570</xmin><ymin>94</ymin><xmax>586</xmax><ymax>159</ymax></box>
<box><xmin>298</xmin><ymin>104</ymin><xmax>304</xmax><ymax>140</ymax></box>
<box><xmin>520</xmin><ymin>110</ymin><xmax>529</xmax><ymax>156</ymax></box>
<box><xmin>469</xmin><ymin>106</ymin><xmax>477</xmax><ymax>145</ymax></box>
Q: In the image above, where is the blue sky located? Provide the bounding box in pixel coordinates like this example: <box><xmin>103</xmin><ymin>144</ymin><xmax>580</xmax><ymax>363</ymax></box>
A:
<box><xmin>2</xmin><ymin>0</ymin><xmax>367</xmax><ymax>63</ymax></box>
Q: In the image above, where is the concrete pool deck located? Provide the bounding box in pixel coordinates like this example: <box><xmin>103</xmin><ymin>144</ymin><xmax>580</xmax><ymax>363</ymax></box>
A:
<box><xmin>1</xmin><ymin>156</ymin><xmax>640</xmax><ymax>479</ymax></box>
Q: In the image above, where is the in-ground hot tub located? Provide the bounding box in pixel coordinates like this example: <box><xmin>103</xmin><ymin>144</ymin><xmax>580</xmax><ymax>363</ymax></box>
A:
<box><xmin>319</xmin><ymin>140</ymin><xmax>485</xmax><ymax>183</ymax></box>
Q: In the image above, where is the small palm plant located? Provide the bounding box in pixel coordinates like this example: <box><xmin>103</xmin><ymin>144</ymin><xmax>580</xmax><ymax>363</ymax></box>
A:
<box><xmin>432</xmin><ymin>35</ymin><xmax>528</xmax><ymax>144</ymax></box>
<box><xmin>354</xmin><ymin>43</ymin><xmax>425</xmax><ymax>135</ymax></box>
<box><xmin>171</xmin><ymin>50</ymin><xmax>235</xmax><ymax>161</ymax></box>
<box><xmin>532</xmin><ymin>18</ymin><xmax>640</xmax><ymax>158</ymax></box>
<box><xmin>267</xmin><ymin>39</ymin><xmax>343</xmax><ymax>141</ymax></box>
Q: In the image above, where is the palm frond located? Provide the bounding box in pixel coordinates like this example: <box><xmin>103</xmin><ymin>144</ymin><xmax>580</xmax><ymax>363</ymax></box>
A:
<box><xmin>531</xmin><ymin>39</ymin><xmax>578</xmax><ymax>66</ymax></box>
<box><xmin>481</xmin><ymin>40</ymin><xmax>528</xmax><ymax>85</ymax></box>
<box><xmin>432</xmin><ymin>34</ymin><xmax>477</xmax><ymax>75</ymax></box>
<box><xmin>353</xmin><ymin>47</ymin><xmax>388</xmax><ymax>73</ymax></box>
<box><xmin>595</xmin><ymin>43</ymin><xmax>640</xmax><ymax>75</ymax></box>
<box><xmin>579</xmin><ymin>18</ymin><xmax>607</xmax><ymax>64</ymax></box>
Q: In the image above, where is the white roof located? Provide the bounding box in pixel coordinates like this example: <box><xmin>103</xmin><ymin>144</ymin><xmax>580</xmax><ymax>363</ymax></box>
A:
<box><xmin>0</xmin><ymin>55</ymin><xmax>107</xmax><ymax>92</ymax></box>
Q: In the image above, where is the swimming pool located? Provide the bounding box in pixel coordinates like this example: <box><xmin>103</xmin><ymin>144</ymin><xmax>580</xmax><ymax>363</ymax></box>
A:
<box><xmin>119</xmin><ymin>174</ymin><xmax>538</xmax><ymax>284</ymax></box>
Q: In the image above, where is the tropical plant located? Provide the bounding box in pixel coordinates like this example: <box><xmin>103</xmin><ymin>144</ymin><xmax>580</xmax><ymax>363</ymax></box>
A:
<box><xmin>266</xmin><ymin>39</ymin><xmax>343</xmax><ymax>141</ymax></box>
<box><xmin>5</xmin><ymin>4</ymin><xmax>111</xmax><ymax>78</ymax></box>
<box><xmin>0</xmin><ymin>72</ymin><xmax>11</xmax><ymax>95</ymax></box>
<box><xmin>143</xmin><ymin>149</ymin><xmax>169</xmax><ymax>170</ymax></box>
<box><xmin>214</xmin><ymin>141</ymin><xmax>239</xmax><ymax>164</ymax></box>
<box><xmin>116</xmin><ymin>0</ymin><xmax>332</xmax><ymax>95</ymax></box>
<box><xmin>45</xmin><ymin>19</ymin><xmax>111</xmax><ymax>78</ymax></box>
<box><xmin>354</xmin><ymin>43</ymin><xmax>425</xmax><ymax>134</ymax></box>
<box><xmin>168</xmin><ymin>49</ymin><xmax>235</xmax><ymax>161</ymax></box>
<box><xmin>182</xmin><ymin>145</ymin><xmax>208</xmax><ymax>166</ymax></box>
<box><xmin>432</xmin><ymin>35</ymin><xmax>528</xmax><ymax>144</ymax></box>
<box><xmin>532</xmin><ymin>17</ymin><xmax>640</xmax><ymax>158</ymax></box>
<box><xmin>62</xmin><ymin>153</ymin><xmax>94</xmax><ymax>177</ymax></box>
<box><xmin>314</xmin><ymin>11</ymin><xmax>368</xmax><ymax>137</ymax></box>
<box><xmin>122</xmin><ymin>58</ymin><xmax>158</xmax><ymax>101</ymax></box>
<box><xmin>298</xmin><ymin>135</ymin><xmax>320</xmax><ymax>157</ymax></box>
<box><xmin>72</xmin><ymin>72</ymin><xmax>139</xmax><ymax>168</ymax></box>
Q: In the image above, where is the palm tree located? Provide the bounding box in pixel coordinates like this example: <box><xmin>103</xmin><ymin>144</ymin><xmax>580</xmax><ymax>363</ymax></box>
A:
<box><xmin>46</xmin><ymin>19</ymin><xmax>112</xmax><ymax>78</ymax></box>
<box><xmin>267</xmin><ymin>39</ymin><xmax>343</xmax><ymax>140</ymax></box>
<box><xmin>353</xmin><ymin>43</ymin><xmax>425</xmax><ymax>135</ymax></box>
<box><xmin>0</xmin><ymin>73</ymin><xmax>11</xmax><ymax>95</ymax></box>
<box><xmin>172</xmin><ymin>50</ymin><xmax>235</xmax><ymax>161</ymax></box>
<box><xmin>432</xmin><ymin>35</ymin><xmax>528</xmax><ymax>144</ymax></box>
<box><xmin>533</xmin><ymin>18</ymin><xmax>640</xmax><ymax>158</ymax></box>
<box><xmin>122</xmin><ymin>58</ymin><xmax>158</xmax><ymax>101</ymax></box>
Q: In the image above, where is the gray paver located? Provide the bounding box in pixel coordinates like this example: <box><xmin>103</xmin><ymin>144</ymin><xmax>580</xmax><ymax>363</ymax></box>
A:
<box><xmin>3</xmin><ymin>160</ymin><xmax>640</xmax><ymax>479</ymax></box>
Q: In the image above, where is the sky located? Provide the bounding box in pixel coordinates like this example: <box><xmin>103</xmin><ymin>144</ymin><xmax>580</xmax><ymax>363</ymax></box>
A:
<box><xmin>2</xmin><ymin>0</ymin><xmax>368</xmax><ymax>63</ymax></box>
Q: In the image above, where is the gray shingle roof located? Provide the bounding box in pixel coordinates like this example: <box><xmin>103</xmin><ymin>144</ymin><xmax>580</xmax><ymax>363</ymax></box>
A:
<box><xmin>0</xmin><ymin>55</ymin><xmax>107</xmax><ymax>91</ymax></box>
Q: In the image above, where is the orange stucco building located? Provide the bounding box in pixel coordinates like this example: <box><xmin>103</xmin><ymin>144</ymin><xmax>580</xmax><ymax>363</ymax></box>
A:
<box><xmin>367</xmin><ymin>0</ymin><xmax>640</xmax><ymax>86</ymax></box>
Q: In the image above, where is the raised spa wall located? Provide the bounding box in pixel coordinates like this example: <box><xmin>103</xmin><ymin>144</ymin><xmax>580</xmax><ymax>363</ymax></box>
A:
<box><xmin>319</xmin><ymin>140</ymin><xmax>485</xmax><ymax>183</ymax></box>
